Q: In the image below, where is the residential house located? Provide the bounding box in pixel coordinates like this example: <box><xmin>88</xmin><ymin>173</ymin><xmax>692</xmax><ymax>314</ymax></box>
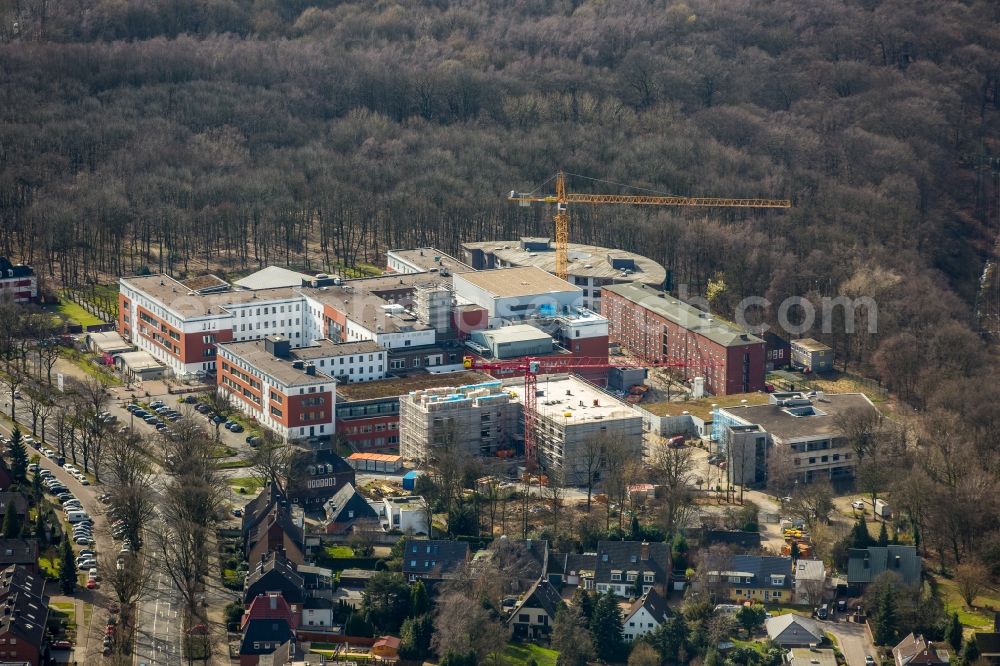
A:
<box><xmin>892</xmin><ymin>633</ymin><xmax>951</xmax><ymax>666</ymax></box>
<box><xmin>323</xmin><ymin>484</ymin><xmax>380</xmax><ymax>535</ymax></box>
<box><xmin>486</xmin><ymin>538</ymin><xmax>549</xmax><ymax>595</ymax></box>
<box><xmin>0</xmin><ymin>494</ymin><xmax>27</xmax><ymax>523</ymax></box>
<box><xmin>793</xmin><ymin>559</ymin><xmax>826</xmax><ymax>605</ymax></box>
<box><xmin>847</xmin><ymin>546</ymin><xmax>921</xmax><ymax>593</ymax></box>
<box><xmin>240</xmin><ymin>592</ymin><xmax>298</xmax><ymax>666</ymax></box>
<box><xmin>401</xmin><ymin>539</ymin><xmax>469</xmax><ymax>583</ymax></box>
<box><xmin>557</xmin><ymin>552</ymin><xmax>597</xmax><ymax>590</ymax></box>
<box><xmin>286</xmin><ymin>449</ymin><xmax>356</xmax><ymax>508</ymax></box>
<box><xmin>765</xmin><ymin>614</ymin><xmax>824</xmax><ymax>647</ymax></box>
<box><xmin>975</xmin><ymin>615</ymin><xmax>1000</xmax><ymax>664</ymax></box>
<box><xmin>242</xmin><ymin>484</ymin><xmax>289</xmax><ymax>540</ymax></box>
<box><xmin>708</xmin><ymin>555</ymin><xmax>793</xmax><ymax>604</ymax></box>
<box><xmin>623</xmin><ymin>589</ymin><xmax>674</xmax><ymax>643</ymax></box>
<box><xmin>594</xmin><ymin>541</ymin><xmax>670</xmax><ymax>597</ymax></box>
<box><xmin>383</xmin><ymin>496</ymin><xmax>429</xmax><ymax>535</ymax></box>
<box><xmin>786</xmin><ymin>648</ymin><xmax>837</xmax><ymax>666</ymax></box>
<box><xmin>244</xmin><ymin>552</ymin><xmax>305</xmax><ymax>607</ymax></box>
<box><xmin>372</xmin><ymin>636</ymin><xmax>401</xmax><ymax>660</ymax></box>
<box><xmin>246</xmin><ymin>507</ymin><xmax>305</xmax><ymax>567</ymax></box>
<box><xmin>0</xmin><ymin>565</ymin><xmax>47</xmax><ymax>665</ymax></box>
<box><xmin>699</xmin><ymin>530</ymin><xmax>763</xmax><ymax>552</ymax></box>
<box><xmin>507</xmin><ymin>578</ymin><xmax>563</xmax><ymax>640</ymax></box>
<box><xmin>301</xmin><ymin>598</ymin><xmax>334</xmax><ymax>629</ymax></box>
<box><xmin>0</xmin><ymin>541</ymin><xmax>38</xmax><ymax>574</ymax></box>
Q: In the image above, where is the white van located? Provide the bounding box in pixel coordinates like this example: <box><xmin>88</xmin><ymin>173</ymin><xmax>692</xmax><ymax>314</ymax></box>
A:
<box><xmin>66</xmin><ymin>511</ymin><xmax>91</xmax><ymax>524</ymax></box>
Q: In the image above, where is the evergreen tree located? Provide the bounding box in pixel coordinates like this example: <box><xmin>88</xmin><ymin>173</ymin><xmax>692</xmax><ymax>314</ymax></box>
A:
<box><xmin>590</xmin><ymin>592</ymin><xmax>626</xmax><ymax>662</ymax></box>
<box><xmin>944</xmin><ymin>612</ymin><xmax>963</xmax><ymax>654</ymax></box>
<box><xmin>2</xmin><ymin>502</ymin><xmax>21</xmax><ymax>538</ymax></box>
<box><xmin>852</xmin><ymin>515</ymin><xmax>874</xmax><ymax>549</ymax></box>
<box><xmin>704</xmin><ymin>648</ymin><xmax>721</xmax><ymax>666</ymax></box>
<box><xmin>963</xmin><ymin>635</ymin><xmax>980</xmax><ymax>664</ymax></box>
<box><xmin>630</xmin><ymin>514</ymin><xmax>641</xmax><ymax>539</ymax></box>
<box><xmin>877</xmin><ymin>522</ymin><xmax>889</xmax><ymax>547</ymax></box>
<box><xmin>671</xmin><ymin>533</ymin><xmax>689</xmax><ymax>571</ymax></box>
<box><xmin>345</xmin><ymin>611</ymin><xmax>374</xmax><ymax>637</ymax></box>
<box><xmin>30</xmin><ymin>469</ymin><xmax>42</xmax><ymax>503</ymax></box>
<box><xmin>439</xmin><ymin>651</ymin><xmax>477</xmax><ymax>666</ymax></box>
<box><xmin>7</xmin><ymin>428</ymin><xmax>27</xmax><ymax>483</ymax></box>
<box><xmin>399</xmin><ymin>614</ymin><xmax>433</xmax><ymax>660</ymax></box>
<box><xmin>872</xmin><ymin>584</ymin><xmax>898</xmax><ymax>646</ymax></box>
<box><xmin>410</xmin><ymin>580</ymin><xmax>429</xmax><ymax>617</ymax></box>
<box><xmin>790</xmin><ymin>541</ymin><xmax>800</xmax><ymax>559</ymax></box>
<box><xmin>646</xmin><ymin>614</ymin><xmax>689</xmax><ymax>663</ymax></box>
<box><xmin>59</xmin><ymin>538</ymin><xmax>76</xmax><ymax>594</ymax></box>
<box><xmin>572</xmin><ymin>587</ymin><xmax>594</xmax><ymax>627</ymax></box>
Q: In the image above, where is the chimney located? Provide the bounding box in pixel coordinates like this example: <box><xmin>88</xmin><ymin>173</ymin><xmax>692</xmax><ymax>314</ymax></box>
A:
<box><xmin>270</xmin><ymin>594</ymin><xmax>277</xmax><ymax>610</ymax></box>
<box><xmin>640</xmin><ymin>542</ymin><xmax>650</xmax><ymax>561</ymax></box>
<box><xmin>894</xmin><ymin>555</ymin><xmax>901</xmax><ymax>569</ymax></box>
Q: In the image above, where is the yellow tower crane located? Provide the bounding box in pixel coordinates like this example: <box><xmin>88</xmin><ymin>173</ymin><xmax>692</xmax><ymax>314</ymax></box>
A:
<box><xmin>509</xmin><ymin>171</ymin><xmax>792</xmax><ymax>280</ymax></box>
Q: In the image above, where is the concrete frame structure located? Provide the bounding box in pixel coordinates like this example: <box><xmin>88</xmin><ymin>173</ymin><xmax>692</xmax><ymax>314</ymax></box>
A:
<box><xmin>504</xmin><ymin>374</ymin><xmax>643</xmax><ymax>484</ymax></box>
<box><xmin>386</xmin><ymin>248</ymin><xmax>472</xmax><ymax>275</ymax></box>
<box><xmin>602</xmin><ymin>281</ymin><xmax>765</xmax><ymax>396</ymax></box>
<box><xmin>398</xmin><ymin>380</ymin><xmax>517</xmax><ymax>462</ymax></box>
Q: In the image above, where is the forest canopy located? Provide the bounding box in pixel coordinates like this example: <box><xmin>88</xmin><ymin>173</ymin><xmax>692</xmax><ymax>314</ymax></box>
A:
<box><xmin>2</xmin><ymin>0</ymin><xmax>1000</xmax><ymax>390</ymax></box>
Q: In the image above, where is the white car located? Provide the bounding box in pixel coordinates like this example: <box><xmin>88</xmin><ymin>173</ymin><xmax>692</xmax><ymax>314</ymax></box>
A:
<box><xmin>852</xmin><ymin>500</ymin><xmax>866</xmax><ymax>510</ymax></box>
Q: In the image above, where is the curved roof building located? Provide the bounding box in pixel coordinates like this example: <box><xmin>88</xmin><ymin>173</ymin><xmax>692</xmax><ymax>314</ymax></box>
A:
<box><xmin>461</xmin><ymin>237</ymin><xmax>665</xmax><ymax>312</ymax></box>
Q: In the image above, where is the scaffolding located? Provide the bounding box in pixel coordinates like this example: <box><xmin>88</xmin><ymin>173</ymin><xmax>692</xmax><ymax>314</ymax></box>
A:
<box><xmin>399</xmin><ymin>380</ymin><xmax>517</xmax><ymax>463</ymax></box>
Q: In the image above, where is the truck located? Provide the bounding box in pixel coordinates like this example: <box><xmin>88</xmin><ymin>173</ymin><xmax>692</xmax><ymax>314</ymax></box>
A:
<box><xmin>874</xmin><ymin>499</ymin><xmax>892</xmax><ymax>519</ymax></box>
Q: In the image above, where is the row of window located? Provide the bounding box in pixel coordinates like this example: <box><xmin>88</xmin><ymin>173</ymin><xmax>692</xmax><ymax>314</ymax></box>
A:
<box><xmin>240</xmin><ymin>303</ymin><xmax>300</xmax><ymax>316</ymax></box>
<box><xmin>238</xmin><ymin>318</ymin><xmax>299</xmax><ymax>332</ymax></box>
<box><xmin>794</xmin><ymin>453</ymin><xmax>851</xmax><ymax>466</ymax></box>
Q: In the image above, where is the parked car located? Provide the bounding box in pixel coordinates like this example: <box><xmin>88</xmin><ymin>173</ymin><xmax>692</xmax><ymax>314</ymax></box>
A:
<box><xmin>852</xmin><ymin>500</ymin><xmax>866</xmax><ymax>510</ymax></box>
<box><xmin>86</xmin><ymin>579</ymin><xmax>98</xmax><ymax>589</ymax></box>
<box><xmin>50</xmin><ymin>640</ymin><xmax>73</xmax><ymax>650</ymax></box>
<box><xmin>229</xmin><ymin>423</ymin><xmax>244</xmax><ymax>433</ymax></box>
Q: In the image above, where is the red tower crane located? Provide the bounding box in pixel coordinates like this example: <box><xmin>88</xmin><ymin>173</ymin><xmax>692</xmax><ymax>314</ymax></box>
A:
<box><xmin>462</xmin><ymin>355</ymin><xmax>715</xmax><ymax>467</ymax></box>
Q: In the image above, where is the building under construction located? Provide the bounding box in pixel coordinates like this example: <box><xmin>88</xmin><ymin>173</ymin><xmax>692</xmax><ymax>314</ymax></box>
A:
<box><xmin>503</xmin><ymin>374</ymin><xmax>644</xmax><ymax>485</ymax></box>
<box><xmin>399</xmin><ymin>379</ymin><xmax>518</xmax><ymax>463</ymax></box>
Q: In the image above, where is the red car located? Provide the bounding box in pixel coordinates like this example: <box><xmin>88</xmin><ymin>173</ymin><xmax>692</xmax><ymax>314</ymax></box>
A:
<box><xmin>86</xmin><ymin>579</ymin><xmax>98</xmax><ymax>589</ymax></box>
<box><xmin>50</xmin><ymin>640</ymin><xmax>72</xmax><ymax>650</ymax></box>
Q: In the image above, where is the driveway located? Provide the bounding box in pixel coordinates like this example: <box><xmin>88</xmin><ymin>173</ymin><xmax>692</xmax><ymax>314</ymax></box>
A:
<box><xmin>823</xmin><ymin>617</ymin><xmax>875</xmax><ymax>666</ymax></box>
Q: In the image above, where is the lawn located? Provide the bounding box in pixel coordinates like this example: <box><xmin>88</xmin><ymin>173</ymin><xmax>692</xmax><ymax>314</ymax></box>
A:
<box><xmin>48</xmin><ymin>604</ymin><xmax>76</xmax><ymax>636</ymax></box>
<box><xmin>931</xmin><ymin>574</ymin><xmax>1000</xmax><ymax>630</ymax></box>
<box><xmin>324</xmin><ymin>545</ymin><xmax>355</xmax><ymax>559</ymax></box>
<box><xmin>38</xmin><ymin>553</ymin><xmax>59</xmax><ymax>579</ymax></box>
<box><xmin>62</xmin><ymin>348</ymin><xmax>123</xmax><ymax>386</ymax></box>
<box><xmin>503</xmin><ymin>642</ymin><xmax>559</xmax><ymax>666</ymax></box>
<box><xmin>50</xmin><ymin>299</ymin><xmax>105</xmax><ymax>327</ymax></box>
<box><xmin>229</xmin><ymin>476</ymin><xmax>263</xmax><ymax>493</ymax></box>
<box><xmin>218</xmin><ymin>458</ymin><xmax>251</xmax><ymax>470</ymax></box>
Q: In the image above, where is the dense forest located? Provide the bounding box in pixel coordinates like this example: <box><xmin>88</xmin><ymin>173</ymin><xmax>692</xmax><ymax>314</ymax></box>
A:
<box><xmin>1</xmin><ymin>0</ymin><xmax>999</xmax><ymax>376</ymax></box>
<box><xmin>1</xmin><ymin>0</ymin><xmax>1000</xmax><ymax>597</ymax></box>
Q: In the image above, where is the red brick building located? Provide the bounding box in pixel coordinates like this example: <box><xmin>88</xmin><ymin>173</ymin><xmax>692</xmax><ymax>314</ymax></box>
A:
<box><xmin>602</xmin><ymin>282</ymin><xmax>765</xmax><ymax>396</ymax></box>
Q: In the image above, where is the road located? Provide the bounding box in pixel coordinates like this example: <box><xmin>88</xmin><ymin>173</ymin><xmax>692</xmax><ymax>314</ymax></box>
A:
<box><xmin>824</xmin><ymin>617</ymin><xmax>876</xmax><ymax>666</ymax></box>
<box><xmin>0</xmin><ymin>412</ymin><xmax>112</xmax><ymax>662</ymax></box>
<box><xmin>133</xmin><ymin>568</ymin><xmax>182</xmax><ymax>666</ymax></box>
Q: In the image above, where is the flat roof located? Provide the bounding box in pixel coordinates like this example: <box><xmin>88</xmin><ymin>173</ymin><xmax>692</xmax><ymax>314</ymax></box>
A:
<box><xmin>463</xmin><ymin>240</ymin><xmax>666</xmax><ymax>285</ymax></box>
<box><xmin>481</xmin><ymin>325</ymin><xmax>554</xmax><ymax>345</ymax></box>
<box><xmin>234</xmin><ymin>266</ymin><xmax>313</xmax><ymax>290</ymax></box>
<box><xmin>603</xmin><ymin>282</ymin><xmax>763</xmax><ymax>348</ymax></box>
<box><xmin>117</xmin><ymin>350</ymin><xmax>163</xmax><ymax>371</ymax></box>
<box><xmin>336</xmin><ymin>371</ymin><xmax>494</xmax><ymax>402</ymax></box>
<box><xmin>301</xmin><ymin>273</ymin><xmax>449</xmax><ymax>334</ymax></box>
<box><xmin>347</xmin><ymin>453</ymin><xmax>402</xmax><ymax>462</ymax></box>
<box><xmin>388</xmin><ymin>248</ymin><xmax>473</xmax><ymax>273</ymax></box>
<box><xmin>218</xmin><ymin>339</ymin><xmax>332</xmax><ymax>387</ymax></box>
<box><xmin>792</xmin><ymin>337</ymin><xmax>832</xmax><ymax>352</ymax></box>
<box><xmin>721</xmin><ymin>393</ymin><xmax>877</xmax><ymax>441</ymax></box>
<box><xmin>291</xmin><ymin>339</ymin><xmax>382</xmax><ymax>360</ymax></box>
<box><xmin>120</xmin><ymin>274</ymin><xmax>299</xmax><ymax>318</ymax></box>
<box><xmin>642</xmin><ymin>392</ymin><xmax>771</xmax><ymax>420</ymax></box>
<box><xmin>503</xmin><ymin>374</ymin><xmax>641</xmax><ymax>424</ymax></box>
<box><xmin>787</xmin><ymin>649</ymin><xmax>836</xmax><ymax>666</ymax></box>
<box><xmin>454</xmin><ymin>266</ymin><xmax>580</xmax><ymax>298</ymax></box>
